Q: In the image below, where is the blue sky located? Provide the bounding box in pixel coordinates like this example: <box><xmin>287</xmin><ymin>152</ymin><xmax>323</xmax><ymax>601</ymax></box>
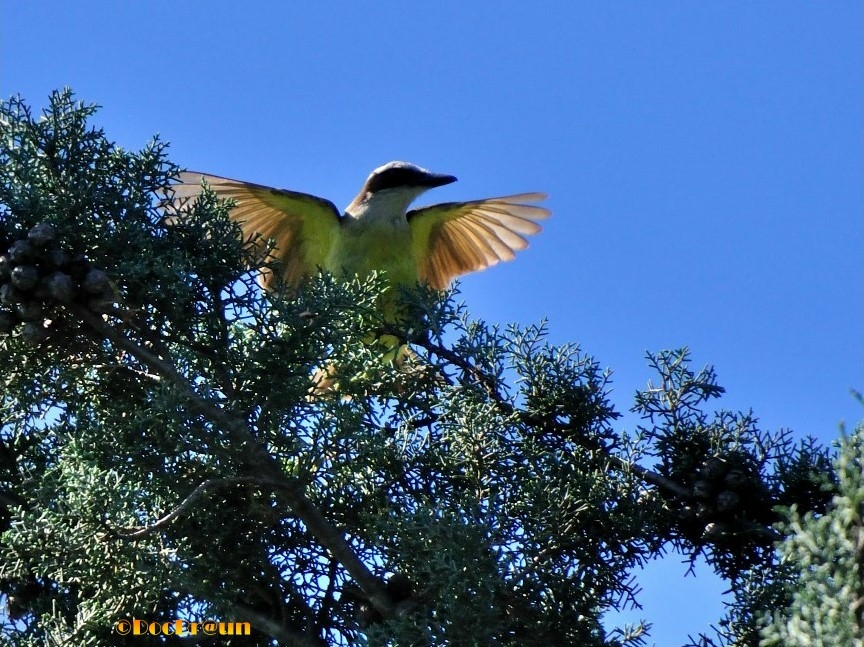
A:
<box><xmin>2</xmin><ymin>2</ymin><xmax>861</xmax><ymax>644</ymax></box>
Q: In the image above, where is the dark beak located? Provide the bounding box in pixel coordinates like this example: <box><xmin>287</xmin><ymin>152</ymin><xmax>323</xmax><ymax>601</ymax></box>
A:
<box><xmin>421</xmin><ymin>173</ymin><xmax>457</xmax><ymax>188</ymax></box>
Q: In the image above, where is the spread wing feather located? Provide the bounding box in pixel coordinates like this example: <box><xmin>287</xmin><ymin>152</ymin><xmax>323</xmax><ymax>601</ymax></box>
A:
<box><xmin>172</xmin><ymin>172</ymin><xmax>342</xmax><ymax>289</ymax></box>
<box><xmin>407</xmin><ymin>193</ymin><xmax>549</xmax><ymax>289</ymax></box>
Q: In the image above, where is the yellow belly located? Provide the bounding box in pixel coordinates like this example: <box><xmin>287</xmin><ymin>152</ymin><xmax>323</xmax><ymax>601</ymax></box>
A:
<box><xmin>324</xmin><ymin>222</ymin><xmax>423</xmax><ymax>346</ymax></box>
<box><xmin>325</xmin><ymin>222</ymin><xmax>418</xmax><ymax>286</ymax></box>
<box><xmin>312</xmin><ymin>218</ymin><xmax>426</xmax><ymax>391</ymax></box>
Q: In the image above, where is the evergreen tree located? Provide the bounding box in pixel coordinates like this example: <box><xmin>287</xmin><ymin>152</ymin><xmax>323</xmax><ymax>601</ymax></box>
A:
<box><xmin>760</xmin><ymin>423</ymin><xmax>864</xmax><ymax>646</ymax></box>
<box><xmin>0</xmin><ymin>91</ymin><xmax>847</xmax><ymax>646</ymax></box>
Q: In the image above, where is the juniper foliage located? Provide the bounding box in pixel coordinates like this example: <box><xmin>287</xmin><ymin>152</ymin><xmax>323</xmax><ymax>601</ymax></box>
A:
<box><xmin>0</xmin><ymin>91</ymin><xmax>850</xmax><ymax>646</ymax></box>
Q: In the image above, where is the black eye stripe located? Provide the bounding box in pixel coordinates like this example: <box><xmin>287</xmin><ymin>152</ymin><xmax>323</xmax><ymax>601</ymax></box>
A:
<box><xmin>366</xmin><ymin>167</ymin><xmax>432</xmax><ymax>193</ymax></box>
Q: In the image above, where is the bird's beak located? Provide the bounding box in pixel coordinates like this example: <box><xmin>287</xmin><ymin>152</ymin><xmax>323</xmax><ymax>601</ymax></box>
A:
<box><xmin>421</xmin><ymin>173</ymin><xmax>458</xmax><ymax>188</ymax></box>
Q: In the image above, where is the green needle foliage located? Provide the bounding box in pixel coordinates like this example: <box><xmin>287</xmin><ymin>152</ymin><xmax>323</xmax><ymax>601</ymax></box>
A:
<box><xmin>760</xmin><ymin>424</ymin><xmax>864</xmax><ymax>647</ymax></box>
<box><xmin>0</xmin><ymin>90</ymin><xmax>856</xmax><ymax>646</ymax></box>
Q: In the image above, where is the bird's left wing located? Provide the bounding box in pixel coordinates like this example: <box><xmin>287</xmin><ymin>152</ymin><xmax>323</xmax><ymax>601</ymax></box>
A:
<box><xmin>172</xmin><ymin>172</ymin><xmax>342</xmax><ymax>290</ymax></box>
<box><xmin>407</xmin><ymin>193</ymin><xmax>550</xmax><ymax>290</ymax></box>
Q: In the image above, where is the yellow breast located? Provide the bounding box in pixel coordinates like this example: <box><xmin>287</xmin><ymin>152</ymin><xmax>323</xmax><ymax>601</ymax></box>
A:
<box><xmin>325</xmin><ymin>219</ymin><xmax>418</xmax><ymax>286</ymax></box>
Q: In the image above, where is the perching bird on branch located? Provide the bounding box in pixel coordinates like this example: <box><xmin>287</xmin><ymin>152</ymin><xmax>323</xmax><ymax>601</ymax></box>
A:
<box><xmin>171</xmin><ymin>161</ymin><xmax>549</xmax><ymax>392</ymax></box>
<box><xmin>172</xmin><ymin>161</ymin><xmax>549</xmax><ymax>294</ymax></box>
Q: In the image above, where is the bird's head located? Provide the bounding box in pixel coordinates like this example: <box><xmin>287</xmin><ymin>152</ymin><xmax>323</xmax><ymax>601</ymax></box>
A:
<box><xmin>346</xmin><ymin>161</ymin><xmax>457</xmax><ymax>216</ymax></box>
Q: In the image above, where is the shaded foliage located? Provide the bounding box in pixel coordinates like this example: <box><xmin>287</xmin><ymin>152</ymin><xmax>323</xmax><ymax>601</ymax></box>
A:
<box><xmin>0</xmin><ymin>91</ymin><xmax>850</xmax><ymax>646</ymax></box>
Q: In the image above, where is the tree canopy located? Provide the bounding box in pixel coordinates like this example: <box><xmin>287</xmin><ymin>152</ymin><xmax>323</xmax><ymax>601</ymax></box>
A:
<box><xmin>0</xmin><ymin>90</ymin><xmax>859</xmax><ymax>646</ymax></box>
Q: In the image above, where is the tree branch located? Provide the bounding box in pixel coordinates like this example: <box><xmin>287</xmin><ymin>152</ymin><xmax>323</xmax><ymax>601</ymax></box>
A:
<box><xmin>72</xmin><ymin>305</ymin><xmax>395</xmax><ymax>619</ymax></box>
<box><xmin>418</xmin><ymin>337</ymin><xmax>705</xmax><ymax>502</ymax></box>
<box><xmin>418</xmin><ymin>336</ymin><xmax>784</xmax><ymax>547</ymax></box>
<box><xmin>230</xmin><ymin>601</ymin><xmax>324</xmax><ymax>647</ymax></box>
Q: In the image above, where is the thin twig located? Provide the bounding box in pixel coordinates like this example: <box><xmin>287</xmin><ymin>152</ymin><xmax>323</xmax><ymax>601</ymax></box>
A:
<box><xmin>115</xmin><ymin>477</ymin><xmax>258</xmax><ymax>539</ymax></box>
<box><xmin>419</xmin><ymin>337</ymin><xmax>508</xmax><ymax>406</ymax></box>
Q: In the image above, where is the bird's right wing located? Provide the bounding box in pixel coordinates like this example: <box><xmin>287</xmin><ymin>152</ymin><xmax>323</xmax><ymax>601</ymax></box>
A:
<box><xmin>172</xmin><ymin>172</ymin><xmax>342</xmax><ymax>290</ymax></box>
<box><xmin>407</xmin><ymin>193</ymin><xmax>550</xmax><ymax>290</ymax></box>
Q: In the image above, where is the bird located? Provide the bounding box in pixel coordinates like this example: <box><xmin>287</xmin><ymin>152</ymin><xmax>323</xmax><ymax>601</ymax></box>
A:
<box><xmin>171</xmin><ymin>161</ymin><xmax>549</xmax><ymax>295</ymax></box>
<box><xmin>171</xmin><ymin>162</ymin><xmax>549</xmax><ymax>393</ymax></box>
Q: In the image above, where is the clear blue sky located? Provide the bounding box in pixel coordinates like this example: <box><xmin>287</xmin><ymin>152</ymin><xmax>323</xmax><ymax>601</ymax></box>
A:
<box><xmin>2</xmin><ymin>2</ymin><xmax>861</xmax><ymax>644</ymax></box>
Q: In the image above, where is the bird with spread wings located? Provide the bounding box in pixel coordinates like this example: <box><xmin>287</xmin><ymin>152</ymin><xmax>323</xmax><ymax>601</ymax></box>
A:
<box><xmin>171</xmin><ymin>161</ymin><xmax>549</xmax><ymax>391</ymax></box>
<box><xmin>171</xmin><ymin>161</ymin><xmax>548</xmax><ymax>293</ymax></box>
